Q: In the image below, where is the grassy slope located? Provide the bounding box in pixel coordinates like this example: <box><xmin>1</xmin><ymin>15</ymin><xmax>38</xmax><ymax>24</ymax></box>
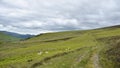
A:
<box><xmin>0</xmin><ymin>32</ymin><xmax>20</xmax><ymax>43</ymax></box>
<box><xmin>0</xmin><ymin>25</ymin><xmax>120</xmax><ymax>68</ymax></box>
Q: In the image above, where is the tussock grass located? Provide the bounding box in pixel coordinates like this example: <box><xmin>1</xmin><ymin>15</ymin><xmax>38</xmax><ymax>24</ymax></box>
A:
<box><xmin>0</xmin><ymin>25</ymin><xmax>120</xmax><ymax>68</ymax></box>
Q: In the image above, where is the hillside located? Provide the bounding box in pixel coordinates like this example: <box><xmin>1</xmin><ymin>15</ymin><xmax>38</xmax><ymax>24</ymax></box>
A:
<box><xmin>0</xmin><ymin>32</ymin><xmax>20</xmax><ymax>43</ymax></box>
<box><xmin>0</xmin><ymin>31</ymin><xmax>34</xmax><ymax>39</ymax></box>
<box><xmin>0</xmin><ymin>25</ymin><xmax>120</xmax><ymax>68</ymax></box>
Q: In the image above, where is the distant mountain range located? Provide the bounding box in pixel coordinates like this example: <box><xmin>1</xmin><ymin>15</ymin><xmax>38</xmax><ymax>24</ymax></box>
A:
<box><xmin>0</xmin><ymin>31</ymin><xmax>34</xmax><ymax>39</ymax></box>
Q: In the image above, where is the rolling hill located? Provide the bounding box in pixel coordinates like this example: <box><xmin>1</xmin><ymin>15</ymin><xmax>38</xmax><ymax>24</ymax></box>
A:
<box><xmin>0</xmin><ymin>31</ymin><xmax>34</xmax><ymax>39</ymax></box>
<box><xmin>0</xmin><ymin>25</ymin><xmax>120</xmax><ymax>68</ymax></box>
<box><xmin>0</xmin><ymin>31</ymin><xmax>20</xmax><ymax>43</ymax></box>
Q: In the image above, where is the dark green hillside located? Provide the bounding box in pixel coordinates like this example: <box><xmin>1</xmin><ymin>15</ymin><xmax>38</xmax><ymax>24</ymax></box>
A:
<box><xmin>0</xmin><ymin>25</ymin><xmax>120</xmax><ymax>68</ymax></box>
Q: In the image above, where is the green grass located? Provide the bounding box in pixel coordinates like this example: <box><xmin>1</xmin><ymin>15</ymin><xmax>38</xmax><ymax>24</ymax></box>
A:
<box><xmin>0</xmin><ymin>25</ymin><xmax>120</xmax><ymax>68</ymax></box>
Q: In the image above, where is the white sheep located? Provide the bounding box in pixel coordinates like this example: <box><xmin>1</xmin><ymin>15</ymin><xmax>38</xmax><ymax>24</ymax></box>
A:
<box><xmin>38</xmin><ymin>52</ymin><xmax>43</xmax><ymax>55</ymax></box>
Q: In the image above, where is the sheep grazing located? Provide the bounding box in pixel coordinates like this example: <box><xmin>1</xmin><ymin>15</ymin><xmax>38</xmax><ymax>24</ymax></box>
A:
<box><xmin>45</xmin><ymin>51</ymin><xmax>49</xmax><ymax>54</ymax></box>
<box><xmin>38</xmin><ymin>52</ymin><xmax>43</xmax><ymax>55</ymax></box>
<box><xmin>66</xmin><ymin>48</ymin><xmax>70</xmax><ymax>51</ymax></box>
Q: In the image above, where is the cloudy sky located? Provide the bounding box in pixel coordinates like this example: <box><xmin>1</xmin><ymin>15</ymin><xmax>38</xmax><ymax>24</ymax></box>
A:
<box><xmin>0</xmin><ymin>0</ymin><xmax>120</xmax><ymax>34</ymax></box>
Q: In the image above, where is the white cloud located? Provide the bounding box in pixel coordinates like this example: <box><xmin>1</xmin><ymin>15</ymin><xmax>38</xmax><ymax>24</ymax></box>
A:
<box><xmin>13</xmin><ymin>21</ymin><xmax>43</xmax><ymax>28</ymax></box>
<box><xmin>50</xmin><ymin>18</ymin><xmax>79</xmax><ymax>26</ymax></box>
<box><xmin>2</xmin><ymin>0</ymin><xmax>29</xmax><ymax>8</ymax></box>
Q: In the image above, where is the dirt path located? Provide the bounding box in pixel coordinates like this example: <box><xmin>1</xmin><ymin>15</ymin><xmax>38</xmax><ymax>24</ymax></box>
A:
<box><xmin>71</xmin><ymin>50</ymin><xmax>89</xmax><ymax>68</ymax></box>
<box><xmin>90</xmin><ymin>46</ymin><xmax>102</xmax><ymax>68</ymax></box>
<box><xmin>92</xmin><ymin>53</ymin><xmax>101</xmax><ymax>68</ymax></box>
<box><xmin>84</xmin><ymin>46</ymin><xmax>102</xmax><ymax>68</ymax></box>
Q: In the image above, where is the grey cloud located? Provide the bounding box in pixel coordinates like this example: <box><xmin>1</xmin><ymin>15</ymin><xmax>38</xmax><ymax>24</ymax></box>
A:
<box><xmin>0</xmin><ymin>0</ymin><xmax>120</xmax><ymax>34</ymax></box>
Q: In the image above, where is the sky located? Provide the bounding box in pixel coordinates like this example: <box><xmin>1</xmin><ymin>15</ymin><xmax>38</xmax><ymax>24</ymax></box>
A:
<box><xmin>0</xmin><ymin>0</ymin><xmax>120</xmax><ymax>35</ymax></box>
